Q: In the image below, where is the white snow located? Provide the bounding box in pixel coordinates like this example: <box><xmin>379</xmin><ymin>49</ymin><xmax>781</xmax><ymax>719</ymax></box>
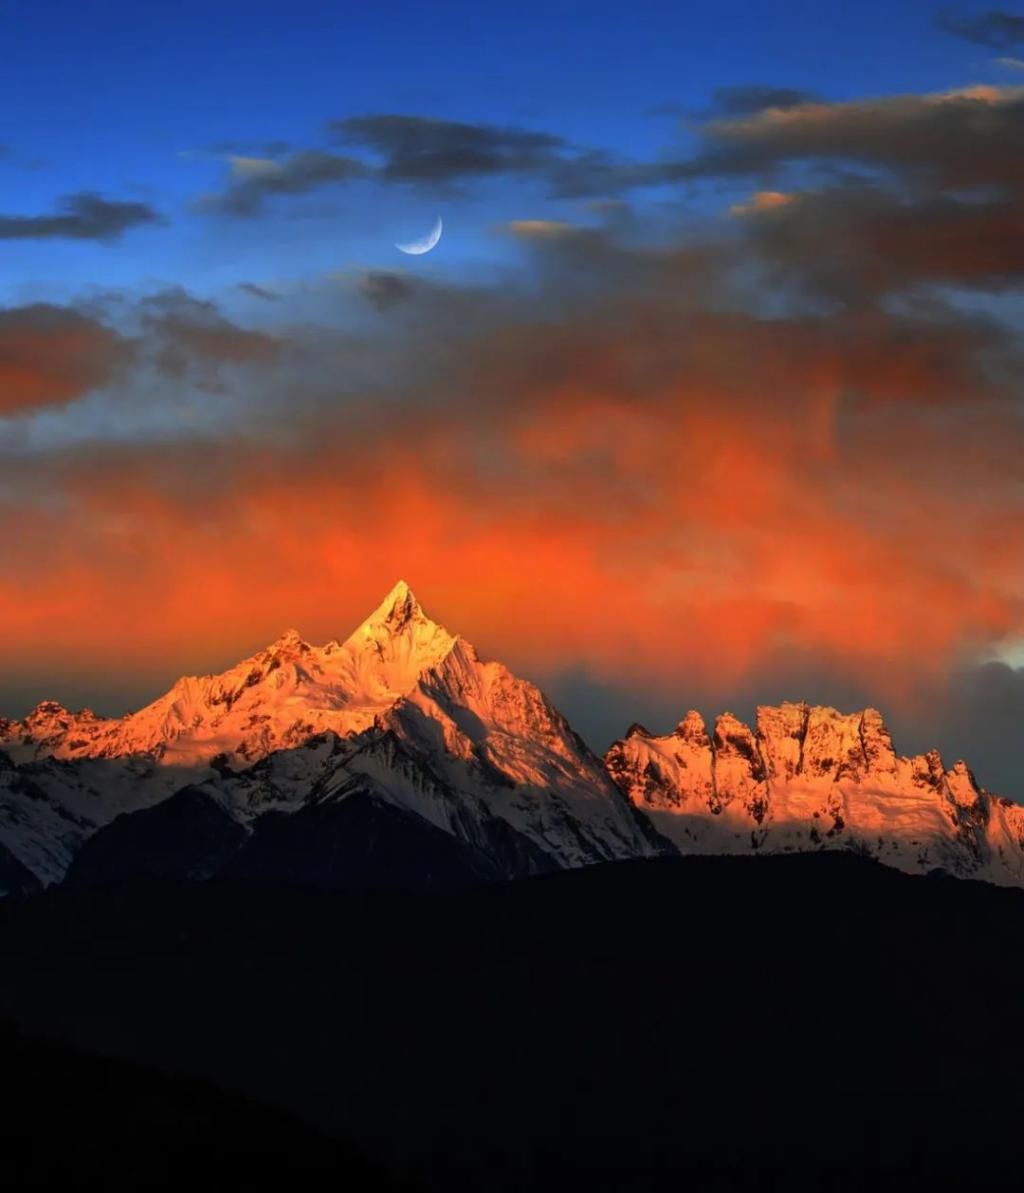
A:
<box><xmin>0</xmin><ymin>581</ymin><xmax>652</xmax><ymax>882</ymax></box>
<box><xmin>2</xmin><ymin>591</ymin><xmax>1022</xmax><ymax>890</ymax></box>
<box><xmin>605</xmin><ymin>701</ymin><xmax>1024</xmax><ymax>885</ymax></box>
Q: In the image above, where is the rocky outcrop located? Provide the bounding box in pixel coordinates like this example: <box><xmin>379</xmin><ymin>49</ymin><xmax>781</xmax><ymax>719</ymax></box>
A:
<box><xmin>605</xmin><ymin>701</ymin><xmax>1024</xmax><ymax>885</ymax></box>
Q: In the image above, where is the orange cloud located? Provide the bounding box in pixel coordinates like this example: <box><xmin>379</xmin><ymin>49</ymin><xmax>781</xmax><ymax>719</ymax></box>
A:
<box><xmin>730</xmin><ymin>191</ymin><xmax>796</xmax><ymax>217</ymax></box>
<box><xmin>2</xmin><ymin>144</ymin><xmax>1023</xmax><ymax>729</ymax></box>
<box><xmin>0</xmin><ymin>309</ymin><xmax>1020</xmax><ymax>716</ymax></box>
<box><xmin>0</xmin><ymin>304</ymin><xmax>126</xmax><ymax>413</ymax></box>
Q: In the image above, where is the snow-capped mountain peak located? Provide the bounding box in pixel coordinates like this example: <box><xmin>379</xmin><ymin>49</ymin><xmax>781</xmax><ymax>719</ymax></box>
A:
<box><xmin>2</xmin><ymin>587</ymin><xmax>1022</xmax><ymax>894</ymax></box>
<box><xmin>360</xmin><ymin>579</ymin><xmax>423</xmax><ymax>633</ymax></box>
<box><xmin>605</xmin><ymin>701</ymin><xmax>1024</xmax><ymax>886</ymax></box>
<box><xmin>337</xmin><ymin>580</ymin><xmax>458</xmax><ymax>705</ymax></box>
<box><xmin>0</xmin><ymin>581</ymin><xmax>663</xmax><ymax>888</ymax></box>
<box><xmin>0</xmin><ymin>582</ymin><xmax>461</xmax><ymax>772</ymax></box>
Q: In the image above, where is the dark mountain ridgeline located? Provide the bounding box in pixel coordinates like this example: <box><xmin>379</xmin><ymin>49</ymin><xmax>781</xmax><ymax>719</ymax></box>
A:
<box><xmin>2</xmin><ymin>852</ymin><xmax>1022</xmax><ymax>1190</ymax></box>
<box><xmin>3</xmin><ymin>587</ymin><xmax>1024</xmax><ymax>1187</ymax></box>
<box><xmin>0</xmin><ymin>1019</ymin><xmax>416</xmax><ymax>1191</ymax></box>
<box><xmin>64</xmin><ymin>787</ymin><xmax>247</xmax><ymax>888</ymax></box>
<box><xmin>0</xmin><ymin>839</ymin><xmax>41</xmax><ymax>897</ymax></box>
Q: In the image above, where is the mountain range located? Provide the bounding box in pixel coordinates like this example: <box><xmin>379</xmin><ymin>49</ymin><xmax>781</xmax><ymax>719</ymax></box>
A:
<box><xmin>2</xmin><ymin>580</ymin><xmax>1022</xmax><ymax>894</ymax></box>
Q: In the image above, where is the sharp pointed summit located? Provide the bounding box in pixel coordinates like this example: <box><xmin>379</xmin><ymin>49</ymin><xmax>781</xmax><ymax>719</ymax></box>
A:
<box><xmin>0</xmin><ymin>580</ymin><xmax>660</xmax><ymax>888</ymax></box>
<box><xmin>356</xmin><ymin>580</ymin><xmax>436</xmax><ymax>638</ymax></box>
<box><xmin>341</xmin><ymin>580</ymin><xmax>457</xmax><ymax>694</ymax></box>
<box><xmin>2</xmin><ymin>585</ymin><xmax>1023</xmax><ymax>894</ymax></box>
<box><xmin>370</xmin><ymin>578</ymin><xmax>418</xmax><ymax>619</ymax></box>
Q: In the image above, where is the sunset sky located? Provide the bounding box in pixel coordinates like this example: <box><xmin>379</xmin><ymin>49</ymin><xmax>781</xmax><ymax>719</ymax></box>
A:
<box><xmin>2</xmin><ymin>0</ymin><xmax>1023</xmax><ymax>795</ymax></box>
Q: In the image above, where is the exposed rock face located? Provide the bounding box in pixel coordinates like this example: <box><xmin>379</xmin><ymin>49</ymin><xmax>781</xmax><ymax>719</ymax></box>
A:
<box><xmin>605</xmin><ymin>701</ymin><xmax>1024</xmax><ymax>886</ymax></box>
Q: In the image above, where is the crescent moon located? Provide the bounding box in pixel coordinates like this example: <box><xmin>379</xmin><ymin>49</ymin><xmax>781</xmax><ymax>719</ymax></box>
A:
<box><xmin>395</xmin><ymin>216</ymin><xmax>443</xmax><ymax>256</ymax></box>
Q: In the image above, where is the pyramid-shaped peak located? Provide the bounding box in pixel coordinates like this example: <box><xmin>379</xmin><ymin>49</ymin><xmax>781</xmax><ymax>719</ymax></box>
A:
<box><xmin>344</xmin><ymin>581</ymin><xmax>457</xmax><ymax>673</ymax></box>
<box><xmin>364</xmin><ymin>580</ymin><xmax>428</xmax><ymax>631</ymax></box>
<box><xmin>387</xmin><ymin>578</ymin><xmax>414</xmax><ymax>602</ymax></box>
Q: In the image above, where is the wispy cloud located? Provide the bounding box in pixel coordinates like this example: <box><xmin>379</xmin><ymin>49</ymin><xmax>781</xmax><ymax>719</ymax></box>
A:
<box><xmin>202</xmin><ymin>151</ymin><xmax>367</xmax><ymax>215</ymax></box>
<box><xmin>358</xmin><ymin>271</ymin><xmax>417</xmax><ymax>311</ymax></box>
<box><xmin>199</xmin><ymin>113</ymin><xmax>690</xmax><ymax>216</ymax></box>
<box><xmin>236</xmin><ymin>282</ymin><xmax>281</xmax><ymax>302</ymax></box>
<box><xmin>709</xmin><ymin>84</ymin><xmax>820</xmax><ymax>115</ymax></box>
<box><xmin>729</xmin><ymin>190</ymin><xmax>796</xmax><ymax>216</ymax></box>
<box><xmin>0</xmin><ymin>192</ymin><xmax>161</xmax><ymax>241</ymax></box>
<box><xmin>330</xmin><ymin>113</ymin><xmax>564</xmax><ymax>183</ymax></box>
<box><xmin>504</xmin><ymin>219</ymin><xmax>576</xmax><ymax>238</ymax></box>
<box><xmin>935</xmin><ymin>7</ymin><xmax>1024</xmax><ymax>49</ymax></box>
<box><xmin>683</xmin><ymin>84</ymin><xmax>1024</xmax><ymax>191</ymax></box>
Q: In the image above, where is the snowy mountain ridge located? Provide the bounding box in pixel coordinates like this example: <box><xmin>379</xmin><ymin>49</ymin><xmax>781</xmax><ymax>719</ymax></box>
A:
<box><xmin>0</xmin><ymin>581</ymin><xmax>458</xmax><ymax>769</ymax></box>
<box><xmin>1</xmin><ymin>582</ymin><xmax>1022</xmax><ymax>893</ymax></box>
<box><xmin>605</xmin><ymin>706</ymin><xmax>1024</xmax><ymax>886</ymax></box>
<box><xmin>0</xmin><ymin>582</ymin><xmax>658</xmax><ymax>890</ymax></box>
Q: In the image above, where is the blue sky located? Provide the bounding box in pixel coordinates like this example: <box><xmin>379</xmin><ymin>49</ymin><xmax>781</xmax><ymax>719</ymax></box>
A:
<box><xmin>0</xmin><ymin>0</ymin><xmax>1017</xmax><ymax>305</ymax></box>
<box><xmin>2</xmin><ymin>1</ymin><xmax>1023</xmax><ymax>794</ymax></box>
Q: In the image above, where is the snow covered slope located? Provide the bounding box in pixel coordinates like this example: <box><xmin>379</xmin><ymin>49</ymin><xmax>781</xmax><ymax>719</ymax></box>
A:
<box><xmin>0</xmin><ymin>582</ymin><xmax>658</xmax><ymax>885</ymax></box>
<box><xmin>2</xmin><ymin>587</ymin><xmax>1022</xmax><ymax>892</ymax></box>
<box><xmin>605</xmin><ymin>704</ymin><xmax>1024</xmax><ymax>886</ymax></box>
<box><xmin>0</xmin><ymin>583</ymin><xmax>456</xmax><ymax>769</ymax></box>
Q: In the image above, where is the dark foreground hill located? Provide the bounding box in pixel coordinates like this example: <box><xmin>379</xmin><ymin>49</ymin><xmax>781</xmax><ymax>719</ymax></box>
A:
<box><xmin>0</xmin><ymin>1019</ymin><xmax>414</xmax><ymax>1190</ymax></box>
<box><xmin>2</xmin><ymin>852</ymin><xmax>1023</xmax><ymax>1191</ymax></box>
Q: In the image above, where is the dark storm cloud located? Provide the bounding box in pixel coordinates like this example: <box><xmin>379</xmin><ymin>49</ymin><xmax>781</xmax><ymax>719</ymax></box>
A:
<box><xmin>330</xmin><ymin>114</ymin><xmax>565</xmax><ymax>183</ymax></box>
<box><xmin>209</xmin><ymin>151</ymin><xmax>367</xmax><ymax>215</ymax></box>
<box><xmin>0</xmin><ymin>304</ymin><xmax>129</xmax><ymax>412</ymax></box>
<box><xmin>935</xmin><ymin>7</ymin><xmax>1024</xmax><ymax>48</ymax></box>
<box><xmin>710</xmin><ymin>85</ymin><xmax>821</xmax><ymax>115</ymax></box>
<box><xmin>359</xmin><ymin>271</ymin><xmax>417</xmax><ymax>311</ymax></box>
<box><xmin>0</xmin><ymin>192</ymin><xmax>161</xmax><ymax>241</ymax></box>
